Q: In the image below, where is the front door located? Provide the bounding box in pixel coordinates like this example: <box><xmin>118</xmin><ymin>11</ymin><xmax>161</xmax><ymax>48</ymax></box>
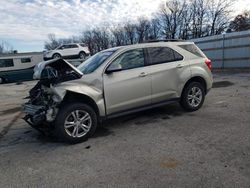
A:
<box><xmin>103</xmin><ymin>49</ymin><xmax>151</xmax><ymax>115</ymax></box>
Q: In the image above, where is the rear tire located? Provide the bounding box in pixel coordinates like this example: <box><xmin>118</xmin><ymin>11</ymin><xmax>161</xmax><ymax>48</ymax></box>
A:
<box><xmin>180</xmin><ymin>82</ymin><xmax>205</xmax><ymax>111</ymax></box>
<box><xmin>53</xmin><ymin>53</ymin><xmax>61</xmax><ymax>59</ymax></box>
<box><xmin>79</xmin><ymin>51</ymin><xmax>86</xmax><ymax>59</ymax></box>
<box><xmin>54</xmin><ymin>103</ymin><xmax>97</xmax><ymax>143</ymax></box>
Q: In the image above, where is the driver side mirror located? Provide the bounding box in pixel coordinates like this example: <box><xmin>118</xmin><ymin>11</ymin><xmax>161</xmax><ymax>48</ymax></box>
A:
<box><xmin>105</xmin><ymin>63</ymin><xmax>122</xmax><ymax>74</ymax></box>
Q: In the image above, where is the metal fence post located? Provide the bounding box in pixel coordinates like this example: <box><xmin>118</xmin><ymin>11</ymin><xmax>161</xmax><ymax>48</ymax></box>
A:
<box><xmin>222</xmin><ymin>33</ymin><xmax>225</xmax><ymax>69</ymax></box>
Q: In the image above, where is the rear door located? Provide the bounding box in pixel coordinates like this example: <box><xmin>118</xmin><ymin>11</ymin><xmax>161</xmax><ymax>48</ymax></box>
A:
<box><xmin>66</xmin><ymin>44</ymin><xmax>79</xmax><ymax>56</ymax></box>
<box><xmin>103</xmin><ymin>49</ymin><xmax>152</xmax><ymax>115</ymax></box>
<box><xmin>61</xmin><ymin>44</ymin><xmax>78</xmax><ymax>57</ymax></box>
<box><xmin>145</xmin><ymin>46</ymin><xmax>190</xmax><ymax>103</ymax></box>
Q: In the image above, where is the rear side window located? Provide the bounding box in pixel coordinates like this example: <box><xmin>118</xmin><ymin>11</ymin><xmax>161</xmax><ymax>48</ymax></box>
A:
<box><xmin>21</xmin><ymin>57</ymin><xmax>31</xmax><ymax>63</ymax></box>
<box><xmin>147</xmin><ymin>47</ymin><xmax>183</xmax><ymax>65</ymax></box>
<box><xmin>0</xmin><ymin>59</ymin><xmax>14</xmax><ymax>68</ymax></box>
<box><xmin>69</xmin><ymin>44</ymin><xmax>78</xmax><ymax>48</ymax></box>
<box><xmin>63</xmin><ymin>45</ymin><xmax>70</xmax><ymax>49</ymax></box>
<box><xmin>178</xmin><ymin>44</ymin><xmax>205</xmax><ymax>57</ymax></box>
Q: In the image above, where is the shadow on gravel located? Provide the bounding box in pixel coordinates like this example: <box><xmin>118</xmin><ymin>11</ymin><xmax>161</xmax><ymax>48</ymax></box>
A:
<box><xmin>212</xmin><ymin>81</ymin><xmax>234</xmax><ymax>88</ymax></box>
<box><xmin>92</xmin><ymin>126</ymin><xmax>115</xmax><ymax>138</ymax></box>
<box><xmin>1</xmin><ymin>107</ymin><xmax>21</xmax><ymax>115</ymax></box>
<box><xmin>2</xmin><ymin>104</ymin><xmax>185</xmax><ymax>146</ymax></box>
<box><xmin>103</xmin><ymin>103</ymin><xmax>185</xmax><ymax>128</ymax></box>
<box><xmin>0</xmin><ymin>112</ymin><xmax>22</xmax><ymax>140</ymax></box>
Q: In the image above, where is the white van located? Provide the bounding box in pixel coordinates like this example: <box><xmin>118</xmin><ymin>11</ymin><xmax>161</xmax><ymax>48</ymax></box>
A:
<box><xmin>0</xmin><ymin>52</ymin><xmax>43</xmax><ymax>84</ymax></box>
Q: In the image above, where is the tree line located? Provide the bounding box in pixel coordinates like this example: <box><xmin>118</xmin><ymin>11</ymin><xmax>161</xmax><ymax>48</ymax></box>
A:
<box><xmin>0</xmin><ymin>41</ymin><xmax>13</xmax><ymax>54</ymax></box>
<box><xmin>2</xmin><ymin>0</ymin><xmax>250</xmax><ymax>54</ymax></box>
<box><xmin>45</xmin><ymin>0</ymin><xmax>237</xmax><ymax>54</ymax></box>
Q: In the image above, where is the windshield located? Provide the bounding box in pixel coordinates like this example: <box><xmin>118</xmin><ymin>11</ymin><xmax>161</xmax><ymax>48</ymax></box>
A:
<box><xmin>78</xmin><ymin>50</ymin><xmax>116</xmax><ymax>74</ymax></box>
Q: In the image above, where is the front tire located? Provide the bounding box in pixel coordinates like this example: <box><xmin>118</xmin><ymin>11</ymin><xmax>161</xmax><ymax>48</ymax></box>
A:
<box><xmin>54</xmin><ymin>103</ymin><xmax>97</xmax><ymax>143</ymax></box>
<box><xmin>180</xmin><ymin>82</ymin><xmax>205</xmax><ymax>111</ymax></box>
<box><xmin>0</xmin><ymin>77</ymin><xmax>4</xmax><ymax>84</ymax></box>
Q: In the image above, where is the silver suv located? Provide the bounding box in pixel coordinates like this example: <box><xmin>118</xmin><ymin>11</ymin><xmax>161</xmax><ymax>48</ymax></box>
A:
<box><xmin>23</xmin><ymin>41</ymin><xmax>213</xmax><ymax>143</ymax></box>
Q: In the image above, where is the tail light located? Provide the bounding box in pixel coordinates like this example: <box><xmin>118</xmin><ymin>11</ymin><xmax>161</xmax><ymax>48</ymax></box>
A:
<box><xmin>205</xmin><ymin>58</ymin><xmax>212</xmax><ymax>70</ymax></box>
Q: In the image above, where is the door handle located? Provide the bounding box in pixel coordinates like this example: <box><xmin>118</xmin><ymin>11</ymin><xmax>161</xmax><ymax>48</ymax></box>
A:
<box><xmin>139</xmin><ymin>72</ymin><xmax>147</xmax><ymax>77</ymax></box>
<box><xmin>176</xmin><ymin>64</ymin><xmax>184</xmax><ymax>68</ymax></box>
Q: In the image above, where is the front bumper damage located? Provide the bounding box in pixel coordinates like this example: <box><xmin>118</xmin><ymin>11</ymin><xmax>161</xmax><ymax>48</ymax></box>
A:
<box><xmin>23</xmin><ymin>104</ymin><xmax>45</xmax><ymax>122</ymax></box>
<box><xmin>22</xmin><ymin>104</ymin><xmax>48</xmax><ymax>134</ymax></box>
<box><xmin>22</xmin><ymin>58</ymin><xmax>83</xmax><ymax>134</ymax></box>
<box><xmin>22</xmin><ymin>86</ymin><xmax>62</xmax><ymax>134</ymax></box>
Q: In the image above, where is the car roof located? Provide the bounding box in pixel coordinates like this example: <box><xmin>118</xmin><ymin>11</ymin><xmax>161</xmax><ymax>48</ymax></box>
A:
<box><xmin>61</xmin><ymin>43</ymin><xmax>79</xmax><ymax>45</ymax></box>
<box><xmin>105</xmin><ymin>41</ymin><xmax>194</xmax><ymax>52</ymax></box>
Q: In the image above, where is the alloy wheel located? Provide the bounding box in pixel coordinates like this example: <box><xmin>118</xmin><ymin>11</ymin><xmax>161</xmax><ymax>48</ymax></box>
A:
<box><xmin>64</xmin><ymin>110</ymin><xmax>92</xmax><ymax>138</ymax></box>
<box><xmin>187</xmin><ymin>86</ymin><xmax>203</xmax><ymax>108</ymax></box>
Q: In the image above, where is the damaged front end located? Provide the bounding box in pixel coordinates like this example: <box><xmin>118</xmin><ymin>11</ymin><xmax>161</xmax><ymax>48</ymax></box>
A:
<box><xmin>23</xmin><ymin>59</ymin><xmax>82</xmax><ymax>132</ymax></box>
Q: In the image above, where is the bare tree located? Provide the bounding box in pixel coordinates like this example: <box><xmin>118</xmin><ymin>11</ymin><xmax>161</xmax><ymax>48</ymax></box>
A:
<box><xmin>178</xmin><ymin>5</ymin><xmax>192</xmax><ymax>39</ymax></box>
<box><xmin>148</xmin><ymin>18</ymin><xmax>162</xmax><ymax>40</ymax></box>
<box><xmin>44</xmin><ymin>33</ymin><xmax>60</xmax><ymax>50</ymax></box>
<box><xmin>159</xmin><ymin>0</ymin><xmax>187</xmax><ymax>39</ymax></box>
<box><xmin>43</xmin><ymin>0</ymin><xmax>235</xmax><ymax>54</ymax></box>
<box><xmin>83</xmin><ymin>28</ymin><xmax>110</xmax><ymax>54</ymax></box>
<box><xmin>208</xmin><ymin>0</ymin><xmax>233</xmax><ymax>35</ymax></box>
<box><xmin>0</xmin><ymin>41</ymin><xmax>13</xmax><ymax>54</ymax></box>
<box><xmin>189</xmin><ymin>0</ymin><xmax>209</xmax><ymax>38</ymax></box>
<box><xmin>124</xmin><ymin>23</ymin><xmax>136</xmax><ymax>44</ymax></box>
<box><xmin>81</xmin><ymin>30</ymin><xmax>95</xmax><ymax>55</ymax></box>
<box><xmin>136</xmin><ymin>17</ymin><xmax>150</xmax><ymax>43</ymax></box>
<box><xmin>111</xmin><ymin>25</ymin><xmax>126</xmax><ymax>46</ymax></box>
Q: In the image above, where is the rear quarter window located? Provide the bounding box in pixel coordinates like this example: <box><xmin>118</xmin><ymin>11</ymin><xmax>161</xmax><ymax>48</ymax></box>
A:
<box><xmin>0</xmin><ymin>59</ymin><xmax>14</xmax><ymax>68</ymax></box>
<box><xmin>80</xmin><ymin>44</ymin><xmax>87</xmax><ymax>47</ymax></box>
<box><xmin>178</xmin><ymin>44</ymin><xmax>205</xmax><ymax>58</ymax></box>
<box><xmin>147</xmin><ymin>47</ymin><xmax>183</xmax><ymax>65</ymax></box>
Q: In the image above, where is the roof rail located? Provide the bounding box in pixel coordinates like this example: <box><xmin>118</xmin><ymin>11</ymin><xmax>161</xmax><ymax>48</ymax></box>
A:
<box><xmin>142</xmin><ymin>39</ymin><xmax>184</xmax><ymax>43</ymax></box>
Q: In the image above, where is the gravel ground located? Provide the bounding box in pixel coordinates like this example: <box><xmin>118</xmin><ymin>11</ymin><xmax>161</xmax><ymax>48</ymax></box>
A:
<box><xmin>0</xmin><ymin>72</ymin><xmax>249</xmax><ymax>188</ymax></box>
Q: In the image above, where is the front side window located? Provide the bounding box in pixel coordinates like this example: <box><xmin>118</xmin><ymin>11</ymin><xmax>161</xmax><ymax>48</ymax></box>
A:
<box><xmin>63</xmin><ymin>45</ymin><xmax>70</xmax><ymax>49</ymax></box>
<box><xmin>78</xmin><ymin>50</ymin><xmax>116</xmax><ymax>74</ymax></box>
<box><xmin>147</xmin><ymin>47</ymin><xmax>183</xmax><ymax>65</ymax></box>
<box><xmin>58</xmin><ymin>45</ymin><xmax>65</xmax><ymax>50</ymax></box>
<box><xmin>0</xmin><ymin>59</ymin><xmax>14</xmax><ymax>68</ymax></box>
<box><xmin>21</xmin><ymin>57</ymin><xmax>31</xmax><ymax>63</ymax></box>
<box><xmin>110</xmin><ymin>49</ymin><xmax>144</xmax><ymax>71</ymax></box>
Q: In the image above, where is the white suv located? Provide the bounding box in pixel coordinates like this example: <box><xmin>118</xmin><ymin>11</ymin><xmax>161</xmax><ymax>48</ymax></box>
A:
<box><xmin>43</xmin><ymin>43</ymin><xmax>90</xmax><ymax>60</ymax></box>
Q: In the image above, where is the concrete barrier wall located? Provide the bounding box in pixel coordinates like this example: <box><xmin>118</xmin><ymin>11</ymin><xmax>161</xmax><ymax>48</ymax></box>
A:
<box><xmin>191</xmin><ymin>30</ymin><xmax>250</xmax><ymax>68</ymax></box>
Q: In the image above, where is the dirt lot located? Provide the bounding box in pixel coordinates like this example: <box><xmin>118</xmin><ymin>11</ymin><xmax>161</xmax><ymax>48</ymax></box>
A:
<box><xmin>0</xmin><ymin>72</ymin><xmax>250</xmax><ymax>188</ymax></box>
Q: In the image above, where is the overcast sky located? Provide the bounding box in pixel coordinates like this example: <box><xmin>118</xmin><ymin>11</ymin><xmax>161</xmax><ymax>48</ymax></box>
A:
<box><xmin>0</xmin><ymin>0</ymin><xmax>249</xmax><ymax>52</ymax></box>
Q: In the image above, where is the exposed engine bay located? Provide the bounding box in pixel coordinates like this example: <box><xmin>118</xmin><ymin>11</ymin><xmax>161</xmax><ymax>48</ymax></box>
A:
<box><xmin>23</xmin><ymin>59</ymin><xmax>83</xmax><ymax>130</ymax></box>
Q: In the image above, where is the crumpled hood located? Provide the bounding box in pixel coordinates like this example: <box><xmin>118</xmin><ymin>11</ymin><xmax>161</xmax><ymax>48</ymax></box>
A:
<box><xmin>33</xmin><ymin>58</ymin><xmax>83</xmax><ymax>80</ymax></box>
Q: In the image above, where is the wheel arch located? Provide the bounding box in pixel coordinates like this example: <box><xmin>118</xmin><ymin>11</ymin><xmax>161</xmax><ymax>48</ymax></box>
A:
<box><xmin>62</xmin><ymin>91</ymin><xmax>100</xmax><ymax>119</ymax></box>
<box><xmin>0</xmin><ymin>76</ymin><xmax>5</xmax><ymax>84</ymax></box>
<box><xmin>52</xmin><ymin>52</ymin><xmax>61</xmax><ymax>58</ymax></box>
<box><xmin>79</xmin><ymin>51</ymin><xmax>86</xmax><ymax>55</ymax></box>
<box><xmin>182</xmin><ymin>76</ymin><xmax>207</xmax><ymax>96</ymax></box>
